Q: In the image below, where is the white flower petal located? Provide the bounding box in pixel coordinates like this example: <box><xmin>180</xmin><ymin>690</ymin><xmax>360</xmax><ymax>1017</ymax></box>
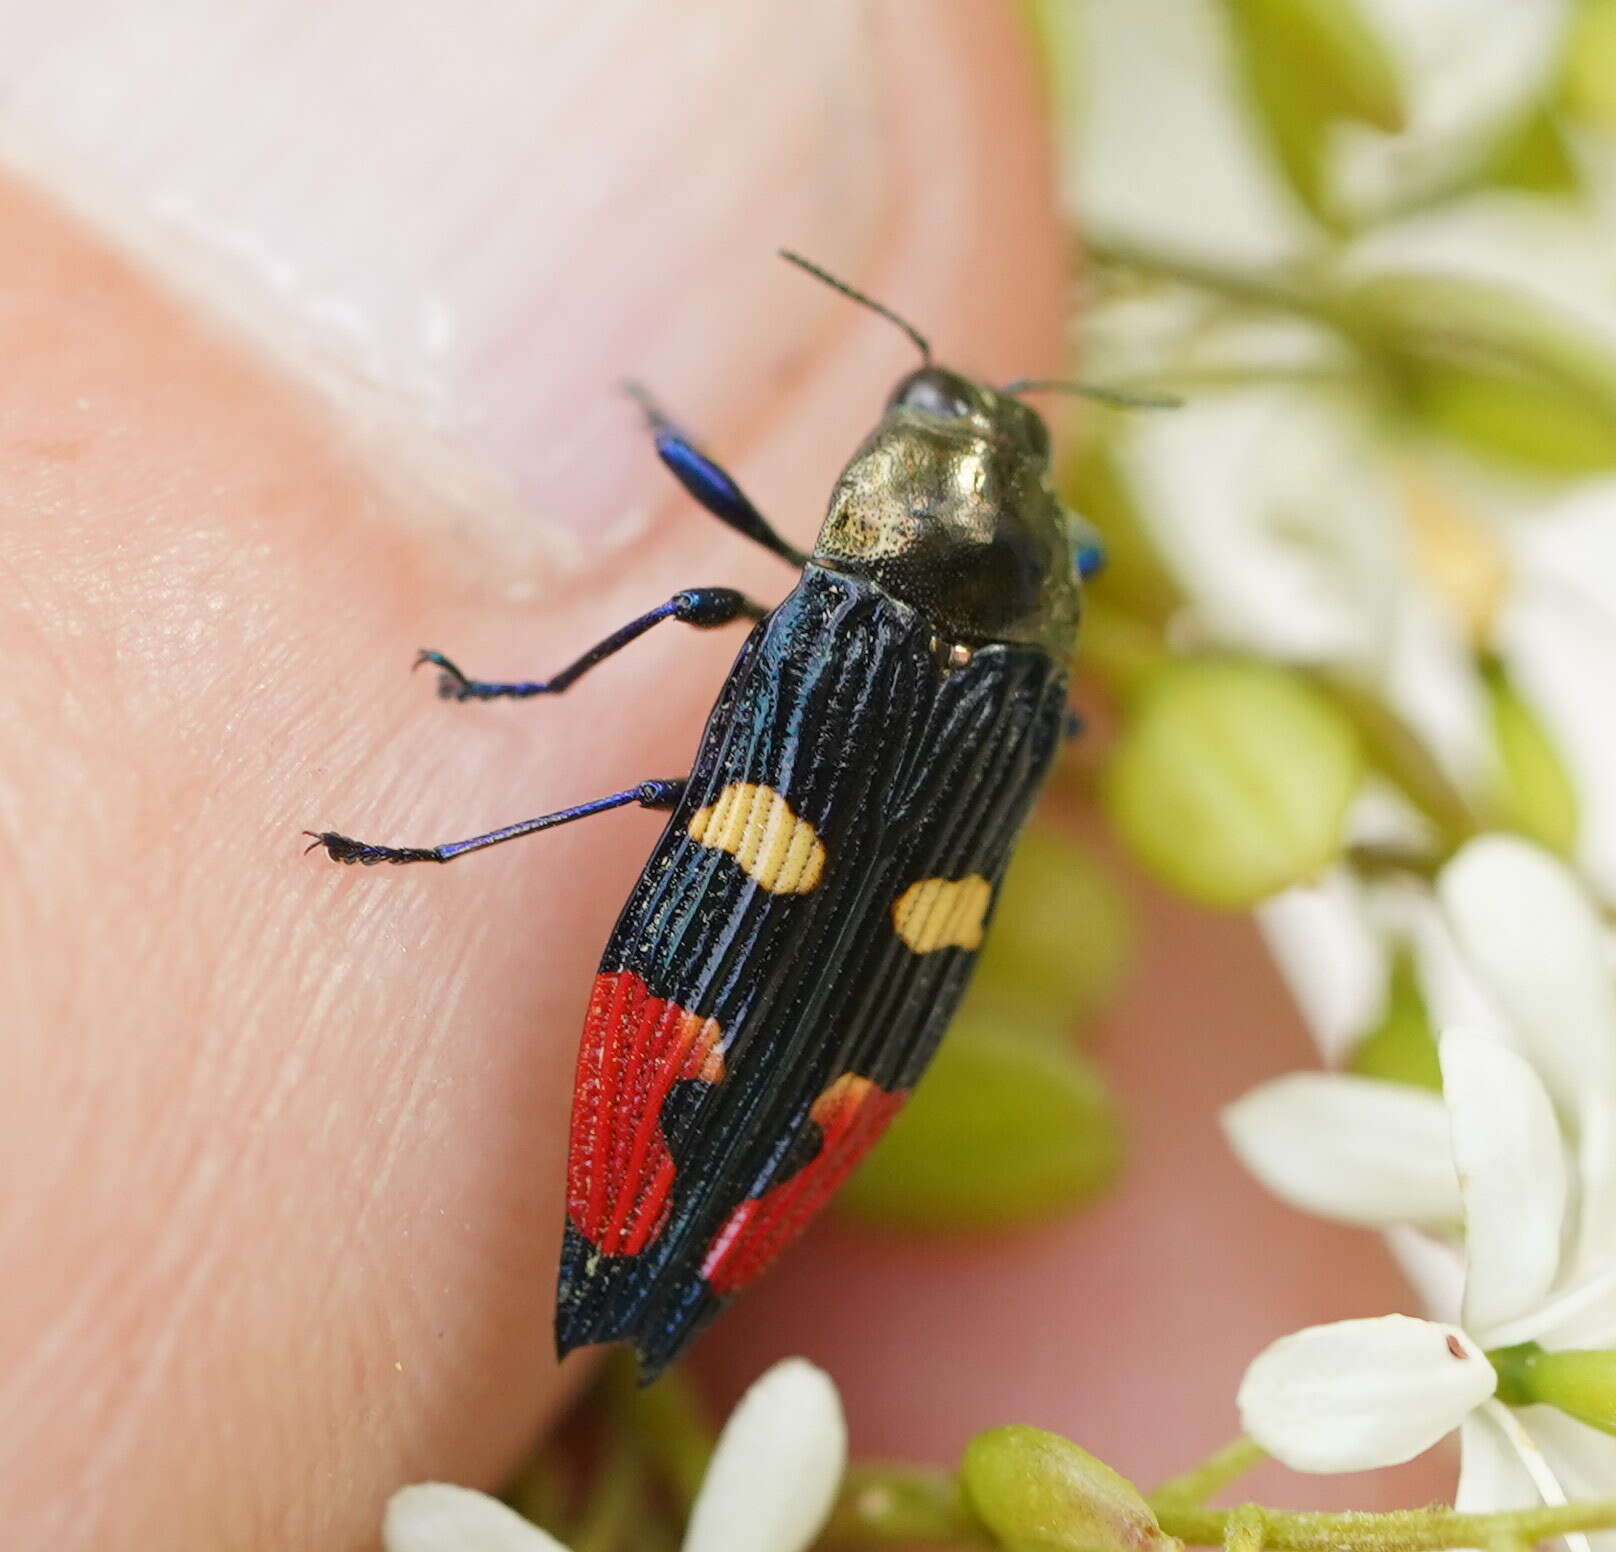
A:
<box><xmin>683</xmin><ymin>1358</ymin><xmax>845</xmax><ymax>1552</ymax></box>
<box><xmin>1572</xmin><ymin>1096</ymin><xmax>1616</xmax><ymax>1289</ymax></box>
<box><xmin>383</xmin><ymin>1485</ymin><xmax>568</xmax><ymax>1552</ymax></box>
<box><xmin>1342</xmin><ymin>190</ymin><xmax>1611</xmax><ymax>354</ymax></box>
<box><xmin>1497</xmin><ymin>577</ymin><xmax>1616</xmax><ymax>904</ymax></box>
<box><xmin>1439</xmin><ymin>836</ymin><xmax>1616</xmax><ymax>1114</ymax></box>
<box><xmin>1458</xmin><ymin>1401</ymin><xmax>1595</xmax><ymax>1552</ymax></box>
<box><xmin>1332</xmin><ymin>8</ymin><xmax>1569</xmax><ymax>222</ymax></box>
<box><xmin>1441</xmin><ymin>1031</ymin><xmax>1568</xmax><ymax>1339</ymax></box>
<box><xmin>1223</xmin><ymin>1074</ymin><xmax>1460</xmax><ymax>1228</ymax></box>
<box><xmin>1382</xmin><ymin>589</ymin><xmax>1491</xmax><ymax>790</ymax></box>
<box><xmin>1456</xmin><ymin>1403</ymin><xmax>1570</xmax><ymax>1511</ymax></box>
<box><xmin>1119</xmin><ymin>388</ymin><xmax>1399</xmax><ymax>664</ymax></box>
<box><xmin>1238</xmin><ymin>1315</ymin><xmax>1495</xmax><ymax>1473</ymax></box>
<box><xmin>1461</xmin><ymin>1405</ymin><xmax>1616</xmax><ymax>1552</ymax></box>
<box><xmin>1510</xmin><ymin>477</ymin><xmax>1616</xmax><ymax>626</ymax></box>
<box><xmin>1439</xmin><ymin>837</ymin><xmax>1616</xmax><ymax>1294</ymax></box>
<box><xmin>1346</xmin><ymin>783</ymin><xmax>1438</xmax><ymax>855</ymax></box>
<box><xmin>1375</xmin><ymin>881</ymin><xmax>1510</xmax><ymax>1046</ymax></box>
<box><xmin>1495</xmin><ymin>1253</ymin><xmax>1616</xmax><ymax>1350</ymax></box>
<box><xmin>1384</xmin><ymin>1225</ymin><xmax>1466</xmax><ymax>1325</ymax></box>
<box><xmin>1063</xmin><ymin>0</ymin><xmax>1316</xmax><ymax>267</ymax></box>
<box><xmin>1517</xmin><ymin>1409</ymin><xmax>1616</xmax><ymax>1552</ymax></box>
<box><xmin>1256</xmin><ymin>871</ymin><xmax>1388</xmax><ymax>1064</ymax></box>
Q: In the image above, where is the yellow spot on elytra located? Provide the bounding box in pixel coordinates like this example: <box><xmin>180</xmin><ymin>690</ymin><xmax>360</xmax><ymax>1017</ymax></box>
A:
<box><xmin>811</xmin><ymin>1072</ymin><xmax>878</xmax><ymax>1125</ymax></box>
<box><xmin>674</xmin><ymin>1007</ymin><xmax>726</xmax><ymax>1084</ymax></box>
<box><xmin>892</xmin><ymin>874</ymin><xmax>992</xmax><ymax>953</ymax></box>
<box><xmin>687</xmin><ymin>783</ymin><xmax>826</xmax><ymax>894</ymax></box>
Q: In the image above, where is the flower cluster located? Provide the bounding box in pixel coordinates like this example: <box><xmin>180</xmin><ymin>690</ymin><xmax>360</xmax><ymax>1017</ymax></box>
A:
<box><xmin>1028</xmin><ymin>0</ymin><xmax>1616</xmax><ymax>1530</ymax></box>
<box><xmin>1037</xmin><ymin>0</ymin><xmax>1616</xmax><ymax>919</ymax></box>
<box><xmin>1227</xmin><ymin>836</ymin><xmax>1616</xmax><ymax>1514</ymax></box>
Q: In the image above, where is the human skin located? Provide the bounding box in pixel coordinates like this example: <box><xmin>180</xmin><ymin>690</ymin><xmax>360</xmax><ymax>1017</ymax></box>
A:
<box><xmin>0</xmin><ymin>5</ymin><xmax>1445</xmax><ymax>1548</ymax></box>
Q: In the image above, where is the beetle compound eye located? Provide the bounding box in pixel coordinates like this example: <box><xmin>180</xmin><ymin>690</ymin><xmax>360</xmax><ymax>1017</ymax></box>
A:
<box><xmin>890</xmin><ymin>367</ymin><xmax>974</xmax><ymax>421</ymax></box>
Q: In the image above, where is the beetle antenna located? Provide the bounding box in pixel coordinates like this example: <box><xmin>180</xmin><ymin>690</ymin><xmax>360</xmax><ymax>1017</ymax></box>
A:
<box><xmin>1002</xmin><ymin>378</ymin><xmax>1182</xmax><ymax>410</ymax></box>
<box><xmin>779</xmin><ymin>249</ymin><xmax>931</xmax><ymax>364</ymax></box>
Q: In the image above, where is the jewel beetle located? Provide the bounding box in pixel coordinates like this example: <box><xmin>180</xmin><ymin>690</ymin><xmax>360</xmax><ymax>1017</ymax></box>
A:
<box><xmin>308</xmin><ymin>252</ymin><xmax>1159</xmax><ymax>1379</ymax></box>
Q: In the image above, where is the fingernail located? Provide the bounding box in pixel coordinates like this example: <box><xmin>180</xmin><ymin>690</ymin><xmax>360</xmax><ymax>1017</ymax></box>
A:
<box><xmin>0</xmin><ymin>2</ymin><xmax>888</xmax><ymax>548</ymax></box>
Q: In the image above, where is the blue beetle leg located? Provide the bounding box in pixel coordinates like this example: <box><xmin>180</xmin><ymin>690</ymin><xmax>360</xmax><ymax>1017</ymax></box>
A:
<box><xmin>1063</xmin><ymin>709</ymin><xmax>1085</xmax><ymax>741</ymax></box>
<box><xmin>417</xmin><ymin>587</ymin><xmax>766</xmax><ymax>703</ymax></box>
<box><xmin>624</xmin><ymin>383</ymin><xmax>809</xmax><ymax>569</ymax></box>
<box><xmin>306</xmin><ymin>779</ymin><xmax>687</xmax><ymax>866</ymax></box>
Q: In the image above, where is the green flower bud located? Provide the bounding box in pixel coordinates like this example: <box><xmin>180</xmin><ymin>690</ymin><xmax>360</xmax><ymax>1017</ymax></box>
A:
<box><xmin>1348</xmin><ymin>950</ymin><xmax>1441</xmax><ymax>1090</ymax></box>
<box><xmin>1103</xmin><ymin>659</ymin><xmax>1363</xmax><ymax>909</ymax></box>
<box><xmin>968</xmin><ymin>826</ymin><xmax>1133</xmax><ymax>1035</ymax></box>
<box><xmin>1490</xmin><ymin>1342</ymin><xmax>1616</xmax><ymax>1435</ymax></box>
<box><xmin>962</xmin><ymin>1425</ymin><xmax>1178</xmax><ymax>1552</ymax></box>
<box><xmin>1482</xmin><ymin>659</ymin><xmax>1578</xmax><ymax>856</ymax></box>
<box><xmin>839</xmin><ymin>1014</ymin><xmax>1123</xmax><ymax>1231</ymax></box>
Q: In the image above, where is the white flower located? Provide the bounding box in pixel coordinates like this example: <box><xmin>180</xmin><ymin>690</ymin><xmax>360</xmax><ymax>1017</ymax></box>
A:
<box><xmin>1062</xmin><ymin>0</ymin><xmax>1569</xmax><ymax>257</ymax></box>
<box><xmin>1237</xmin><ymin>1030</ymin><xmax>1616</xmax><ymax>1512</ymax></box>
<box><xmin>1107</xmin><ymin>371</ymin><xmax>1616</xmax><ymax>877</ymax></box>
<box><xmin>1054</xmin><ymin>0</ymin><xmax>1616</xmax><ymax>899</ymax></box>
<box><xmin>382</xmin><ymin>1358</ymin><xmax>846</xmax><ymax>1552</ymax></box>
<box><xmin>1238</xmin><ymin>1311</ymin><xmax>1495</xmax><ymax>1473</ymax></box>
<box><xmin>1222</xmin><ymin>1070</ymin><xmax>1460</xmax><ymax>1229</ymax></box>
<box><xmin>1230</xmin><ymin>839</ymin><xmax>1616</xmax><ymax>1519</ymax></box>
<box><xmin>1498</xmin><ymin>484</ymin><xmax>1616</xmax><ymax>902</ymax></box>
<box><xmin>1236</xmin><ymin>838</ymin><xmax>1616</xmax><ymax>1232</ymax></box>
<box><xmin>1441</xmin><ymin>835</ymin><xmax>1616</xmax><ymax>1272</ymax></box>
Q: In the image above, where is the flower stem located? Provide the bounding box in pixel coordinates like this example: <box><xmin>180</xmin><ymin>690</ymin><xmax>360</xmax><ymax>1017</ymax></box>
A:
<box><xmin>1150</xmin><ymin>1437</ymin><xmax>1268</xmax><ymax>1507</ymax></box>
<box><xmin>1153</xmin><ymin>1500</ymin><xmax>1616</xmax><ymax>1552</ymax></box>
<box><xmin>1082</xmin><ymin>237</ymin><xmax>1355</xmax><ymax>334</ymax></box>
<box><xmin>1224</xmin><ymin>1505</ymin><xmax>1267</xmax><ymax>1552</ymax></box>
<box><xmin>820</xmin><ymin>1461</ymin><xmax>1616</xmax><ymax>1551</ymax></box>
<box><xmin>1084</xmin><ymin>236</ymin><xmax>1616</xmax><ymax>424</ymax></box>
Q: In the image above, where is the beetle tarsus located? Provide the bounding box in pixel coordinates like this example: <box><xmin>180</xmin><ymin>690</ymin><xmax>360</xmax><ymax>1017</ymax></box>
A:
<box><xmin>304</xmin><ymin>779</ymin><xmax>688</xmax><ymax>868</ymax></box>
<box><xmin>304</xmin><ymin>830</ymin><xmax>444</xmax><ymax>866</ymax></box>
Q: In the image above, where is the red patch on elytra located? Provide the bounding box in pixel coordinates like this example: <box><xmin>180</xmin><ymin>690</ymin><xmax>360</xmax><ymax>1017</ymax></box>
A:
<box><xmin>701</xmin><ymin>1072</ymin><xmax>906</xmax><ymax>1296</ymax></box>
<box><xmin>567</xmin><ymin>970</ymin><xmax>725</xmax><ymax>1256</ymax></box>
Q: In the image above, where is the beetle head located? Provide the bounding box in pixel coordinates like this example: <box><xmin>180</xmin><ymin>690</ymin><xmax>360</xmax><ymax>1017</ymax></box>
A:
<box><xmin>812</xmin><ymin>364</ymin><xmax>1084</xmax><ymax>660</ymax></box>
